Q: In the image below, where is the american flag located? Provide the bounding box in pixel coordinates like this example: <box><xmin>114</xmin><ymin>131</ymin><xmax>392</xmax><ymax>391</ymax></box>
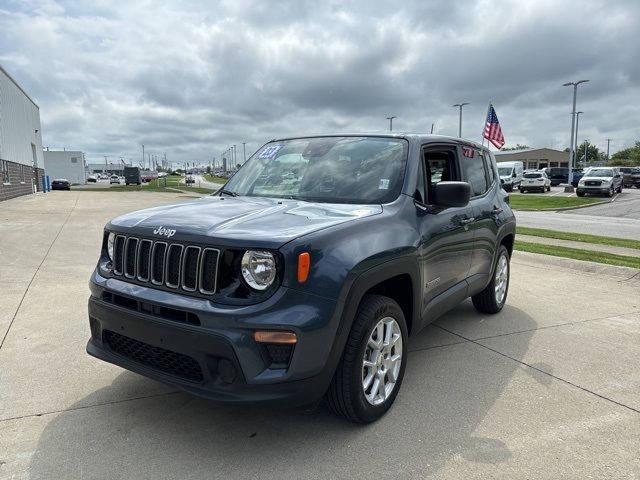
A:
<box><xmin>483</xmin><ymin>103</ymin><xmax>505</xmax><ymax>149</ymax></box>
<box><xmin>462</xmin><ymin>146</ymin><xmax>475</xmax><ymax>158</ymax></box>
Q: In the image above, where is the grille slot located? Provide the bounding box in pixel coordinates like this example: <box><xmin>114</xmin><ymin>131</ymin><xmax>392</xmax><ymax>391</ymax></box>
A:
<box><xmin>124</xmin><ymin>237</ymin><xmax>139</xmax><ymax>278</ymax></box>
<box><xmin>199</xmin><ymin>248</ymin><xmax>220</xmax><ymax>294</ymax></box>
<box><xmin>137</xmin><ymin>239</ymin><xmax>152</xmax><ymax>281</ymax></box>
<box><xmin>151</xmin><ymin>242</ymin><xmax>167</xmax><ymax>285</ymax></box>
<box><xmin>104</xmin><ymin>330</ymin><xmax>203</xmax><ymax>382</ymax></box>
<box><xmin>113</xmin><ymin>235</ymin><xmax>126</xmax><ymax>275</ymax></box>
<box><xmin>182</xmin><ymin>246</ymin><xmax>200</xmax><ymax>291</ymax></box>
<box><xmin>110</xmin><ymin>235</ymin><xmax>219</xmax><ymax>296</ymax></box>
<box><xmin>165</xmin><ymin>244</ymin><xmax>183</xmax><ymax>288</ymax></box>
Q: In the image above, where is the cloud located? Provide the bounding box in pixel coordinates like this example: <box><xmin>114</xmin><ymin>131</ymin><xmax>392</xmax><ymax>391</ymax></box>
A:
<box><xmin>0</xmin><ymin>0</ymin><xmax>638</xmax><ymax>165</ymax></box>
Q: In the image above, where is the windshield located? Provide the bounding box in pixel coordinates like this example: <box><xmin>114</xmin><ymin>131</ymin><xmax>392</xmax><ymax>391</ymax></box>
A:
<box><xmin>524</xmin><ymin>173</ymin><xmax>542</xmax><ymax>178</ymax></box>
<box><xmin>497</xmin><ymin>167</ymin><xmax>513</xmax><ymax>176</ymax></box>
<box><xmin>223</xmin><ymin>136</ymin><xmax>408</xmax><ymax>204</ymax></box>
<box><xmin>584</xmin><ymin>169</ymin><xmax>613</xmax><ymax>177</ymax></box>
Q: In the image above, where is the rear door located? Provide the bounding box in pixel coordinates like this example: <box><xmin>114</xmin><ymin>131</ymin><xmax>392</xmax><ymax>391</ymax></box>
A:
<box><xmin>461</xmin><ymin>147</ymin><xmax>500</xmax><ymax>287</ymax></box>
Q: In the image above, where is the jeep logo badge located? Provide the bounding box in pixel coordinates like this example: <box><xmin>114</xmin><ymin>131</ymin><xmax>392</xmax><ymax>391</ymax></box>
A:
<box><xmin>153</xmin><ymin>226</ymin><xmax>176</xmax><ymax>238</ymax></box>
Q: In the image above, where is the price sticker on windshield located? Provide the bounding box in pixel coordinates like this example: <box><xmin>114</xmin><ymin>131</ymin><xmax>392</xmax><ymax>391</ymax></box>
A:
<box><xmin>258</xmin><ymin>145</ymin><xmax>283</xmax><ymax>160</ymax></box>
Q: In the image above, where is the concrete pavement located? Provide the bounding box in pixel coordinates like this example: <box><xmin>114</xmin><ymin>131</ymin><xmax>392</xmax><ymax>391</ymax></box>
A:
<box><xmin>1</xmin><ymin>191</ymin><xmax>639</xmax><ymax>480</ymax></box>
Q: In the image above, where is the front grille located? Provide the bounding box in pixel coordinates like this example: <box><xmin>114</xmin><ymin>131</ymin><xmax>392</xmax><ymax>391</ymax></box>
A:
<box><xmin>585</xmin><ymin>180</ymin><xmax>602</xmax><ymax>186</ymax></box>
<box><xmin>112</xmin><ymin>236</ymin><xmax>219</xmax><ymax>295</ymax></box>
<box><xmin>104</xmin><ymin>330</ymin><xmax>204</xmax><ymax>382</ymax></box>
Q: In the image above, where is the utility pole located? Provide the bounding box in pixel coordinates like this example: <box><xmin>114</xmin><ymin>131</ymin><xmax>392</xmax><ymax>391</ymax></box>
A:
<box><xmin>562</xmin><ymin>80</ymin><xmax>589</xmax><ymax>185</ymax></box>
<box><xmin>430</xmin><ymin>123</ymin><xmax>434</xmax><ymax>134</ymax></box>
<box><xmin>142</xmin><ymin>144</ymin><xmax>145</xmax><ymax>170</ymax></box>
<box><xmin>104</xmin><ymin>156</ymin><xmax>107</xmax><ymax>174</ymax></box>
<box><xmin>386</xmin><ymin>116</ymin><xmax>396</xmax><ymax>132</ymax></box>
<box><xmin>584</xmin><ymin>140</ymin><xmax>589</xmax><ymax>164</ymax></box>
<box><xmin>606</xmin><ymin>139</ymin><xmax>612</xmax><ymax>160</ymax></box>
<box><xmin>452</xmin><ymin>103</ymin><xmax>469</xmax><ymax>138</ymax></box>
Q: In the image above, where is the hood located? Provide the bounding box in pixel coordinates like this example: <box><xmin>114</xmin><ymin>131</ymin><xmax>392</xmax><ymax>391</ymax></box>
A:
<box><xmin>581</xmin><ymin>176</ymin><xmax>613</xmax><ymax>181</ymax></box>
<box><xmin>108</xmin><ymin>195</ymin><xmax>382</xmax><ymax>248</ymax></box>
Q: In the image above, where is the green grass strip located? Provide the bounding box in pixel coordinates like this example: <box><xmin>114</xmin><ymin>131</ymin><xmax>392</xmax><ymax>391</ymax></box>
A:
<box><xmin>509</xmin><ymin>195</ymin><xmax>603</xmax><ymax>210</ymax></box>
<box><xmin>515</xmin><ymin>241</ymin><xmax>640</xmax><ymax>269</ymax></box>
<box><xmin>517</xmin><ymin>227</ymin><xmax>640</xmax><ymax>250</ymax></box>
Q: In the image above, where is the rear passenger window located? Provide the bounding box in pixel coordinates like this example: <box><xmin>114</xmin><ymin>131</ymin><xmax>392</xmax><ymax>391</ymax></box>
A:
<box><xmin>482</xmin><ymin>153</ymin><xmax>495</xmax><ymax>185</ymax></box>
<box><xmin>461</xmin><ymin>149</ymin><xmax>488</xmax><ymax>196</ymax></box>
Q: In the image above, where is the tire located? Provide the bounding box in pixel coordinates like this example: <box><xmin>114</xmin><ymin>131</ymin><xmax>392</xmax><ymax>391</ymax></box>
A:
<box><xmin>521</xmin><ymin>189</ymin><xmax>526</xmax><ymax>194</ymax></box>
<box><xmin>326</xmin><ymin>294</ymin><xmax>408</xmax><ymax>423</ymax></box>
<box><xmin>505</xmin><ymin>185</ymin><xmax>513</xmax><ymax>192</ymax></box>
<box><xmin>472</xmin><ymin>245</ymin><xmax>510</xmax><ymax>314</ymax></box>
<box><xmin>607</xmin><ymin>187</ymin><xmax>614</xmax><ymax>197</ymax></box>
<box><xmin>547</xmin><ymin>185</ymin><xmax>551</xmax><ymax>191</ymax></box>
<box><xmin>577</xmin><ymin>191</ymin><xmax>585</xmax><ymax>197</ymax></box>
<box><xmin>617</xmin><ymin>184</ymin><xmax>622</xmax><ymax>193</ymax></box>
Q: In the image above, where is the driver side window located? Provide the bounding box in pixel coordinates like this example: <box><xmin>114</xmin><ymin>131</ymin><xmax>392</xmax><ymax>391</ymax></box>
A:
<box><xmin>422</xmin><ymin>148</ymin><xmax>459</xmax><ymax>203</ymax></box>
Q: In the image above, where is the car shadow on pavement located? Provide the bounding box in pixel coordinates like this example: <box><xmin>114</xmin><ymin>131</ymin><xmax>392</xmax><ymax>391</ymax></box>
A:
<box><xmin>28</xmin><ymin>305</ymin><xmax>535</xmax><ymax>480</ymax></box>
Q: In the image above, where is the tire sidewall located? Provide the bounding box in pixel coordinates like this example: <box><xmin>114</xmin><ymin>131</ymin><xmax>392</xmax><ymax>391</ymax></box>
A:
<box><xmin>350</xmin><ymin>299</ymin><xmax>408</xmax><ymax>423</ymax></box>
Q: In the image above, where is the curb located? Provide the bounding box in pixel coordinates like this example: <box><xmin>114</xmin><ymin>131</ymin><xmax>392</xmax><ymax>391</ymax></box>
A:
<box><xmin>512</xmin><ymin>199</ymin><xmax>611</xmax><ymax>212</ymax></box>
<box><xmin>512</xmin><ymin>250</ymin><xmax>640</xmax><ymax>282</ymax></box>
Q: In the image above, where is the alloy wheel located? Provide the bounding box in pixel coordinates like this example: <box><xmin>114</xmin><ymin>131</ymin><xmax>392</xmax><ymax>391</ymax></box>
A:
<box><xmin>362</xmin><ymin>317</ymin><xmax>403</xmax><ymax>406</ymax></box>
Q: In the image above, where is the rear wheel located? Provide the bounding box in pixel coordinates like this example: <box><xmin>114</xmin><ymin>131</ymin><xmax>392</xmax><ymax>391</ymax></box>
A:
<box><xmin>472</xmin><ymin>245</ymin><xmax>510</xmax><ymax>314</ymax></box>
<box><xmin>607</xmin><ymin>186</ymin><xmax>614</xmax><ymax>197</ymax></box>
<box><xmin>577</xmin><ymin>191</ymin><xmax>585</xmax><ymax>197</ymax></box>
<box><xmin>326</xmin><ymin>294</ymin><xmax>408</xmax><ymax>423</ymax></box>
<box><xmin>617</xmin><ymin>184</ymin><xmax>622</xmax><ymax>193</ymax></box>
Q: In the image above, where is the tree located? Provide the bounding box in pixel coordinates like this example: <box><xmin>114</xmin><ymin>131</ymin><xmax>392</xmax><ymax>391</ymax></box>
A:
<box><xmin>575</xmin><ymin>142</ymin><xmax>601</xmax><ymax>164</ymax></box>
<box><xmin>610</xmin><ymin>141</ymin><xmax>640</xmax><ymax>166</ymax></box>
<box><xmin>502</xmin><ymin>144</ymin><xmax>531</xmax><ymax>151</ymax></box>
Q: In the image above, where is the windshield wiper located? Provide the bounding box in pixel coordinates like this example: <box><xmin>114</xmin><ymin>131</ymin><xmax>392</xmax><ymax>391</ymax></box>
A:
<box><xmin>218</xmin><ymin>188</ymin><xmax>238</xmax><ymax>197</ymax></box>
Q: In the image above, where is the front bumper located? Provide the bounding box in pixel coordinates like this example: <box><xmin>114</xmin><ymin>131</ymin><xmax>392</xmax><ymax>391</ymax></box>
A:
<box><xmin>576</xmin><ymin>185</ymin><xmax>610</xmax><ymax>194</ymax></box>
<box><xmin>87</xmin><ymin>270</ymin><xmax>342</xmax><ymax>406</ymax></box>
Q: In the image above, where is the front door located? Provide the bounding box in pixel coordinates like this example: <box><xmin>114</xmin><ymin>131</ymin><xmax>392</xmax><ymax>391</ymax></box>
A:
<box><xmin>416</xmin><ymin>146</ymin><xmax>474</xmax><ymax>322</ymax></box>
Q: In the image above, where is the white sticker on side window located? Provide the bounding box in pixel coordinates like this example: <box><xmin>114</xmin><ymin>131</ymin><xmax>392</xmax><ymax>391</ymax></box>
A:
<box><xmin>257</xmin><ymin>145</ymin><xmax>283</xmax><ymax>159</ymax></box>
<box><xmin>378</xmin><ymin>179</ymin><xmax>390</xmax><ymax>190</ymax></box>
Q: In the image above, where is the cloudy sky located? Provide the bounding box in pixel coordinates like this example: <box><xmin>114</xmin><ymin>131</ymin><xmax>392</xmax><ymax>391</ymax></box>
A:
<box><xmin>1</xmin><ymin>0</ymin><xmax>639</xmax><ymax>165</ymax></box>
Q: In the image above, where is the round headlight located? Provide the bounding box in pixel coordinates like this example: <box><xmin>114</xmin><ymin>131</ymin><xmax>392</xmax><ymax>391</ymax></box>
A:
<box><xmin>241</xmin><ymin>250</ymin><xmax>276</xmax><ymax>291</ymax></box>
<box><xmin>107</xmin><ymin>232</ymin><xmax>116</xmax><ymax>261</ymax></box>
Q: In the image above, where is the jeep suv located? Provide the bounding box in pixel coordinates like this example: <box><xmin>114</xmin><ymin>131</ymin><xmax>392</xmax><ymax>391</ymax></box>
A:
<box><xmin>87</xmin><ymin>134</ymin><xmax>516</xmax><ymax>423</ymax></box>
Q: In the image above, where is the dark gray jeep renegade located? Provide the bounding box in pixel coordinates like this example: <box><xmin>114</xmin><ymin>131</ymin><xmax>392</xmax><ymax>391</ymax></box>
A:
<box><xmin>87</xmin><ymin>134</ymin><xmax>516</xmax><ymax>422</ymax></box>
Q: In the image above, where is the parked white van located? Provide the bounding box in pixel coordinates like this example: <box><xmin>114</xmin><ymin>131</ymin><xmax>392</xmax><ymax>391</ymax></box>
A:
<box><xmin>497</xmin><ymin>161</ymin><xmax>524</xmax><ymax>192</ymax></box>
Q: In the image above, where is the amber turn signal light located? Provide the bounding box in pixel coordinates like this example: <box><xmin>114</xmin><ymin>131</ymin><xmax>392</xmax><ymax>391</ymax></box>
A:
<box><xmin>254</xmin><ymin>331</ymin><xmax>297</xmax><ymax>345</ymax></box>
<box><xmin>297</xmin><ymin>252</ymin><xmax>310</xmax><ymax>283</ymax></box>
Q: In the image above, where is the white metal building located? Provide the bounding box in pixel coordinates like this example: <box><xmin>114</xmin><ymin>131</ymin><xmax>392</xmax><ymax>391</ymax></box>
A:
<box><xmin>494</xmin><ymin>148</ymin><xmax>569</xmax><ymax>170</ymax></box>
<box><xmin>0</xmin><ymin>64</ymin><xmax>45</xmax><ymax>201</ymax></box>
<box><xmin>43</xmin><ymin>150</ymin><xmax>86</xmax><ymax>184</ymax></box>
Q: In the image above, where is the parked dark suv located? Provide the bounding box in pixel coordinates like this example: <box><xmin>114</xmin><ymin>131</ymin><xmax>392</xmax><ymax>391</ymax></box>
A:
<box><xmin>87</xmin><ymin>135</ymin><xmax>516</xmax><ymax>422</ymax></box>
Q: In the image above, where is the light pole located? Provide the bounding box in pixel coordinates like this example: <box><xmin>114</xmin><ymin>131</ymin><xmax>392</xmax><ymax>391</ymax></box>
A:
<box><xmin>573</xmin><ymin>111</ymin><xmax>583</xmax><ymax>165</ymax></box>
<box><xmin>242</xmin><ymin>142</ymin><xmax>247</xmax><ymax>163</ymax></box>
<box><xmin>386</xmin><ymin>116</ymin><xmax>396</xmax><ymax>132</ymax></box>
<box><xmin>606</xmin><ymin>138</ymin><xmax>612</xmax><ymax>160</ymax></box>
<box><xmin>452</xmin><ymin>103</ymin><xmax>469</xmax><ymax>138</ymax></box>
<box><xmin>142</xmin><ymin>144</ymin><xmax>145</xmax><ymax>170</ymax></box>
<box><xmin>562</xmin><ymin>80</ymin><xmax>589</xmax><ymax>186</ymax></box>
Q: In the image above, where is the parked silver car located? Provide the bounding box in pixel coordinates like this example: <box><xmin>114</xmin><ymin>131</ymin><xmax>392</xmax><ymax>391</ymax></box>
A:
<box><xmin>576</xmin><ymin>167</ymin><xmax>623</xmax><ymax>197</ymax></box>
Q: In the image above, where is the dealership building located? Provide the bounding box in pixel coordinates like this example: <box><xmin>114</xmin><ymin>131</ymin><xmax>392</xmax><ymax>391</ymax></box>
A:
<box><xmin>43</xmin><ymin>150</ymin><xmax>87</xmax><ymax>185</ymax></box>
<box><xmin>0</xmin><ymin>65</ymin><xmax>45</xmax><ymax>201</ymax></box>
<box><xmin>494</xmin><ymin>148</ymin><xmax>569</xmax><ymax>170</ymax></box>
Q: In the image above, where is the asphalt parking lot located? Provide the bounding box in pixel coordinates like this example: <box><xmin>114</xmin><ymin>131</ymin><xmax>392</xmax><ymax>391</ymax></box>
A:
<box><xmin>1</xmin><ymin>191</ymin><xmax>639</xmax><ymax>480</ymax></box>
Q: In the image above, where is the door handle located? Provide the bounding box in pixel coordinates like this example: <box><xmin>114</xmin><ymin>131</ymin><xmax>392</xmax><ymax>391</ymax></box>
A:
<box><xmin>459</xmin><ymin>217</ymin><xmax>475</xmax><ymax>225</ymax></box>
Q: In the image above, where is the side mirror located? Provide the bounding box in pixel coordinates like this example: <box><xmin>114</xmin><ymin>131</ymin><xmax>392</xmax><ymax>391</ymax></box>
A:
<box><xmin>512</xmin><ymin>172</ymin><xmax>517</xmax><ymax>178</ymax></box>
<box><xmin>433</xmin><ymin>181</ymin><xmax>471</xmax><ymax>208</ymax></box>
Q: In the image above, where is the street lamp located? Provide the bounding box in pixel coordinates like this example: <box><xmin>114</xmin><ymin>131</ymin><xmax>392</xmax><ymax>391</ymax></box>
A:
<box><xmin>386</xmin><ymin>116</ymin><xmax>396</xmax><ymax>132</ymax></box>
<box><xmin>574</xmin><ymin>111</ymin><xmax>583</xmax><ymax>165</ymax></box>
<box><xmin>242</xmin><ymin>142</ymin><xmax>247</xmax><ymax>163</ymax></box>
<box><xmin>452</xmin><ymin>103</ymin><xmax>469</xmax><ymax>138</ymax></box>
<box><xmin>562</xmin><ymin>80</ymin><xmax>589</xmax><ymax>185</ymax></box>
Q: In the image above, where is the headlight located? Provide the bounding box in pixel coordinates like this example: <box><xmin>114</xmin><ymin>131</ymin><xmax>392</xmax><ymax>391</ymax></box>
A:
<box><xmin>578</xmin><ymin>179</ymin><xmax>585</xmax><ymax>185</ymax></box>
<box><xmin>241</xmin><ymin>250</ymin><xmax>276</xmax><ymax>291</ymax></box>
<box><xmin>601</xmin><ymin>179</ymin><xmax>610</xmax><ymax>184</ymax></box>
<box><xmin>107</xmin><ymin>232</ymin><xmax>116</xmax><ymax>261</ymax></box>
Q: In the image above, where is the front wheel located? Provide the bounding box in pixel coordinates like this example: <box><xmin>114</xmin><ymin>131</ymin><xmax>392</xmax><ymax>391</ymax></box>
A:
<box><xmin>472</xmin><ymin>245</ymin><xmax>510</xmax><ymax>314</ymax></box>
<box><xmin>326</xmin><ymin>294</ymin><xmax>408</xmax><ymax>423</ymax></box>
<box><xmin>607</xmin><ymin>187</ymin><xmax>614</xmax><ymax>197</ymax></box>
